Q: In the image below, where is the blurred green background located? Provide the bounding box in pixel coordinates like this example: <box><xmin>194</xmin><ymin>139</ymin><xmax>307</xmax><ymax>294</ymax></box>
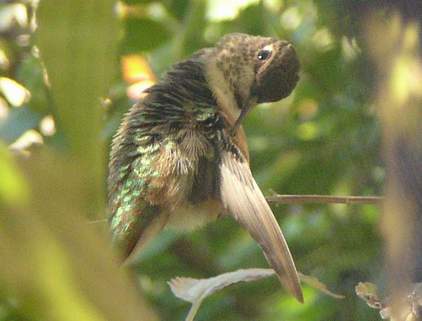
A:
<box><xmin>0</xmin><ymin>0</ymin><xmax>386</xmax><ymax>320</ymax></box>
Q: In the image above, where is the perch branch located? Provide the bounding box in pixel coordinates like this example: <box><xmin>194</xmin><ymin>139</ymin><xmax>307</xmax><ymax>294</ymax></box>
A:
<box><xmin>90</xmin><ymin>195</ymin><xmax>384</xmax><ymax>225</ymax></box>
<box><xmin>266</xmin><ymin>194</ymin><xmax>383</xmax><ymax>205</ymax></box>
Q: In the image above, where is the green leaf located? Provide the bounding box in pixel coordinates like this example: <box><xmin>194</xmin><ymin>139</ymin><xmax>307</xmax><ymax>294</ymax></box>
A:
<box><xmin>120</xmin><ymin>0</ymin><xmax>155</xmax><ymax>4</ymax></box>
<box><xmin>172</xmin><ymin>0</ymin><xmax>207</xmax><ymax>59</ymax></box>
<box><xmin>162</xmin><ymin>0</ymin><xmax>190</xmax><ymax>20</ymax></box>
<box><xmin>36</xmin><ymin>0</ymin><xmax>118</xmax><ymax>218</ymax></box>
<box><xmin>16</xmin><ymin>54</ymin><xmax>51</xmax><ymax>114</ymax></box>
<box><xmin>122</xmin><ymin>18</ymin><xmax>171</xmax><ymax>53</ymax></box>
<box><xmin>0</xmin><ymin>143</ymin><xmax>29</xmax><ymax>206</ymax></box>
<box><xmin>36</xmin><ymin>0</ymin><xmax>118</xmax><ymax>160</ymax></box>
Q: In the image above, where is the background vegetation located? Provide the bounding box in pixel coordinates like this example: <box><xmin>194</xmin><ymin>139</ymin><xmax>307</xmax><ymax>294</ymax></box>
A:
<box><xmin>0</xmin><ymin>1</ymin><xmax>419</xmax><ymax>320</ymax></box>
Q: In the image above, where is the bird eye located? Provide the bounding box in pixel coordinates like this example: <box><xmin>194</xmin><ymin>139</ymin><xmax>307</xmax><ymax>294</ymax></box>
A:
<box><xmin>257</xmin><ymin>49</ymin><xmax>272</xmax><ymax>61</ymax></box>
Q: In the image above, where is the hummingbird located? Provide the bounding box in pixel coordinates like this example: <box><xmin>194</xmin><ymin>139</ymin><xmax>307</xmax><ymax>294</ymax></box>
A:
<box><xmin>108</xmin><ymin>33</ymin><xmax>303</xmax><ymax>302</ymax></box>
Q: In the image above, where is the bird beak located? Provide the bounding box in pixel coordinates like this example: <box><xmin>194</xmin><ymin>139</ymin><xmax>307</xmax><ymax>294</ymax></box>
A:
<box><xmin>230</xmin><ymin>98</ymin><xmax>256</xmax><ymax>137</ymax></box>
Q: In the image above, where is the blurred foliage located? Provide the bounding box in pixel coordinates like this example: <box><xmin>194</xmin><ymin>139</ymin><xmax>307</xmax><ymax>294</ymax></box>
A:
<box><xmin>0</xmin><ymin>0</ymin><xmax>396</xmax><ymax>320</ymax></box>
<box><xmin>368</xmin><ymin>15</ymin><xmax>422</xmax><ymax>320</ymax></box>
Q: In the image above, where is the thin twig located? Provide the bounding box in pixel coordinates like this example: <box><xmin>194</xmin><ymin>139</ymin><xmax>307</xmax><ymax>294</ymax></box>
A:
<box><xmin>93</xmin><ymin>195</ymin><xmax>383</xmax><ymax>225</ymax></box>
<box><xmin>266</xmin><ymin>194</ymin><xmax>383</xmax><ymax>205</ymax></box>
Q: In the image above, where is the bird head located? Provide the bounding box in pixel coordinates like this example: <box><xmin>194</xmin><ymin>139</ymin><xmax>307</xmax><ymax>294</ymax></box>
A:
<box><xmin>204</xmin><ymin>33</ymin><xmax>300</xmax><ymax>129</ymax></box>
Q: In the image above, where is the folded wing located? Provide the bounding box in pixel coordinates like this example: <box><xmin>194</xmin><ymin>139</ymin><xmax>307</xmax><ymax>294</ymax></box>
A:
<box><xmin>219</xmin><ymin>150</ymin><xmax>303</xmax><ymax>302</ymax></box>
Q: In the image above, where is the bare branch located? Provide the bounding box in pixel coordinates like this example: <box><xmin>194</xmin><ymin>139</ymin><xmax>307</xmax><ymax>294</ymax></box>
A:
<box><xmin>267</xmin><ymin>194</ymin><xmax>383</xmax><ymax>205</ymax></box>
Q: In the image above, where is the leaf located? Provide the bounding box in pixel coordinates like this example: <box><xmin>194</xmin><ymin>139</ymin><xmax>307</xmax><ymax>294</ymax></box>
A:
<box><xmin>0</xmin><ymin>77</ymin><xmax>31</xmax><ymax>107</ymax></box>
<box><xmin>0</xmin><ymin>142</ymin><xmax>29</xmax><ymax>205</ymax></box>
<box><xmin>355</xmin><ymin>282</ymin><xmax>422</xmax><ymax>320</ymax></box>
<box><xmin>162</xmin><ymin>0</ymin><xmax>190</xmax><ymax>21</ymax></box>
<box><xmin>121</xmin><ymin>54</ymin><xmax>156</xmax><ymax>84</ymax></box>
<box><xmin>355</xmin><ymin>282</ymin><xmax>383</xmax><ymax>309</ymax></box>
<box><xmin>36</xmin><ymin>0</ymin><xmax>117</xmax><ymax>159</ymax></box>
<box><xmin>121</xmin><ymin>54</ymin><xmax>156</xmax><ymax>100</ymax></box>
<box><xmin>169</xmin><ymin>269</ymin><xmax>274</xmax><ymax>321</ymax></box>
<box><xmin>206</xmin><ymin>0</ymin><xmax>259</xmax><ymax>22</ymax></box>
<box><xmin>175</xmin><ymin>0</ymin><xmax>207</xmax><ymax>57</ymax></box>
<box><xmin>16</xmin><ymin>54</ymin><xmax>51</xmax><ymax>114</ymax></box>
<box><xmin>0</xmin><ymin>150</ymin><xmax>159</xmax><ymax>321</ymax></box>
<box><xmin>36</xmin><ymin>0</ymin><xmax>118</xmax><ymax>218</ymax></box>
<box><xmin>298</xmin><ymin>272</ymin><xmax>345</xmax><ymax>299</ymax></box>
<box><xmin>120</xmin><ymin>0</ymin><xmax>155</xmax><ymax>4</ymax></box>
<box><xmin>0</xmin><ymin>3</ymin><xmax>28</xmax><ymax>32</ymax></box>
<box><xmin>169</xmin><ymin>268</ymin><xmax>344</xmax><ymax>321</ymax></box>
<box><xmin>122</xmin><ymin>18</ymin><xmax>171</xmax><ymax>53</ymax></box>
<box><xmin>169</xmin><ymin>268</ymin><xmax>275</xmax><ymax>303</ymax></box>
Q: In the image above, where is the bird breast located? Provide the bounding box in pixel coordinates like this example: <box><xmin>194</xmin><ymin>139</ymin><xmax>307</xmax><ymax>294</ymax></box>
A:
<box><xmin>166</xmin><ymin>199</ymin><xmax>222</xmax><ymax>231</ymax></box>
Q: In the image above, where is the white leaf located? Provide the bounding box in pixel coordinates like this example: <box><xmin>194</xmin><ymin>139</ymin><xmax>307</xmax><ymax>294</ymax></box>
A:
<box><xmin>169</xmin><ymin>268</ymin><xmax>275</xmax><ymax>303</ymax></box>
<box><xmin>169</xmin><ymin>268</ymin><xmax>343</xmax><ymax>321</ymax></box>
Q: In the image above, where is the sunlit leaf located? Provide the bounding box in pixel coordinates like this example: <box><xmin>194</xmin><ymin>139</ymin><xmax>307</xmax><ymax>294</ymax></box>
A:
<box><xmin>0</xmin><ymin>3</ymin><xmax>28</xmax><ymax>32</ymax></box>
<box><xmin>280</xmin><ymin>6</ymin><xmax>303</xmax><ymax>30</ymax></box>
<box><xmin>0</xmin><ymin>77</ymin><xmax>31</xmax><ymax>107</ymax></box>
<box><xmin>39</xmin><ymin>115</ymin><xmax>55</xmax><ymax>136</ymax></box>
<box><xmin>207</xmin><ymin>0</ymin><xmax>259</xmax><ymax>21</ymax></box>
<box><xmin>9</xmin><ymin>129</ymin><xmax>43</xmax><ymax>151</ymax></box>
<box><xmin>121</xmin><ymin>54</ymin><xmax>156</xmax><ymax>100</ymax></box>
<box><xmin>121</xmin><ymin>54</ymin><xmax>156</xmax><ymax>84</ymax></box>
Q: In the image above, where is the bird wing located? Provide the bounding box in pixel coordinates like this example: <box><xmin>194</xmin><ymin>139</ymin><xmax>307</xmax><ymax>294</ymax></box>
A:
<box><xmin>108</xmin><ymin>101</ymin><xmax>213</xmax><ymax>263</ymax></box>
<box><xmin>108</xmin><ymin>145</ymin><xmax>167</xmax><ymax>262</ymax></box>
<box><xmin>107</xmin><ymin>100</ymin><xmax>173</xmax><ymax>262</ymax></box>
<box><xmin>219</xmin><ymin>149</ymin><xmax>303</xmax><ymax>302</ymax></box>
